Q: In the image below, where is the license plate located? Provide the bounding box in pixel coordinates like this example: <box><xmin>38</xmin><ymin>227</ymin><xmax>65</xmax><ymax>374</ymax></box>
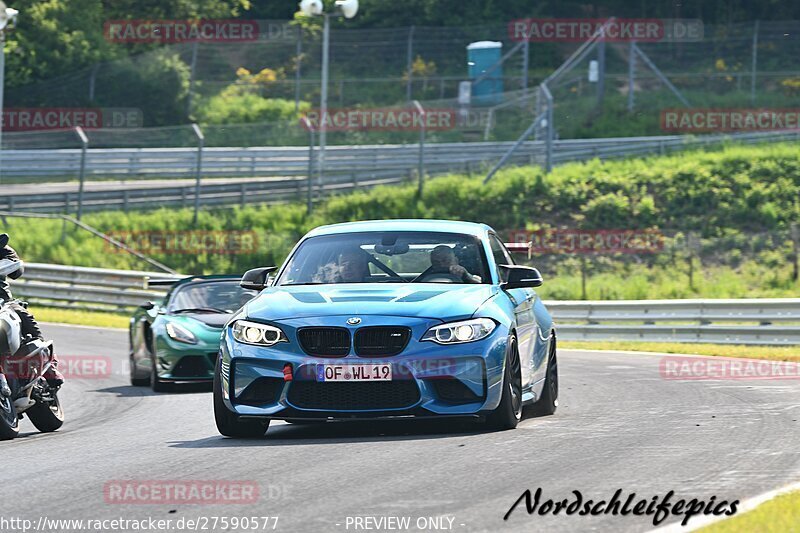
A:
<box><xmin>317</xmin><ymin>364</ymin><xmax>392</xmax><ymax>382</ymax></box>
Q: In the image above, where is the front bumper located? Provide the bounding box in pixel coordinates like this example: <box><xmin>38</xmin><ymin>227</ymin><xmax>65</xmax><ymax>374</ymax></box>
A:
<box><xmin>155</xmin><ymin>337</ymin><xmax>219</xmax><ymax>381</ymax></box>
<box><xmin>219</xmin><ymin>315</ymin><xmax>509</xmax><ymax>419</ymax></box>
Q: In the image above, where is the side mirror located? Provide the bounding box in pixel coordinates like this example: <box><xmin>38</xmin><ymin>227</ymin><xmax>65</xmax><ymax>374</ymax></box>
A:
<box><xmin>500</xmin><ymin>265</ymin><xmax>543</xmax><ymax>289</ymax></box>
<box><xmin>241</xmin><ymin>267</ymin><xmax>278</xmax><ymax>291</ymax></box>
<box><xmin>140</xmin><ymin>301</ymin><xmax>156</xmax><ymax>311</ymax></box>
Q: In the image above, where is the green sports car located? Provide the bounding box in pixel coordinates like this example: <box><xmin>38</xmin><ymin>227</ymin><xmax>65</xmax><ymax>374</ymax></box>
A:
<box><xmin>129</xmin><ymin>276</ymin><xmax>258</xmax><ymax>392</ymax></box>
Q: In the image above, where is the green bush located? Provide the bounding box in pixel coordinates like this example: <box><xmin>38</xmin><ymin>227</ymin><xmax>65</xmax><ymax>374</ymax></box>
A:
<box><xmin>197</xmin><ymin>95</ymin><xmax>309</xmax><ymax>125</ymax></box>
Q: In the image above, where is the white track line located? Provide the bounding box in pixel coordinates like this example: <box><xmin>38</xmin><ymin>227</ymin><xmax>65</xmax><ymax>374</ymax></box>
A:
<box><xmin>648</xmin><ymin>477</ymin><xmax>800</xmax><ymax>531</ymax></box>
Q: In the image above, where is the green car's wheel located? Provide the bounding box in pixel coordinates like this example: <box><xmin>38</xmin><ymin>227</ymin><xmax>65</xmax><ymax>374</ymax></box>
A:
<box><xmin>130</xmin><ymin>353</ymin><xmax>149</xmax><ymax>387</ymax></box>
<box><xmin>213</xmin><ymin>361</ymin><xmax>269</xmax><ymax>438</ymax></box>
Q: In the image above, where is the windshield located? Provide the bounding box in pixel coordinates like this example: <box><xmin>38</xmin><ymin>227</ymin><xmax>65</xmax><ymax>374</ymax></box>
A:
<box><xmin>168</xmin><ymin>281</ymin><xmax>257</xmax><ymax>313</ymax></box>
<box><xmin>277</xmin><ymin>231</ymin><xmax>491</xmax><ymax>286</ymax></box>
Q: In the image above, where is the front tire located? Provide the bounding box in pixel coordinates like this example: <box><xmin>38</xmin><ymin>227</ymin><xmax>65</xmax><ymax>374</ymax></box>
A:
<box><xmin>0</xmin><ymin>393</ymin><xmax>19</xmax><ymax>440</ymax></box>
<box><xmin>27</xmin><ymin>391</ymin><xmax>65</xmax><ymax>433</ymax></box>
<box><xmin>529</xmin><ymin>336</ymin><xmax>558</xmax><ymax>417</ymax></box>
<box><xmin>213</xmin><ymin>361</ymin><xmax>269</xmax><ymax>438</ymax></box>
<box><xmin>487</xmin><ymin>335</ymin><xmax>523</xmax><ymax>430</ymax></box>
<box><xmin>130</xmin><ymin>354</ymin><xmax>149</xmax><ymax>386</ymax></box>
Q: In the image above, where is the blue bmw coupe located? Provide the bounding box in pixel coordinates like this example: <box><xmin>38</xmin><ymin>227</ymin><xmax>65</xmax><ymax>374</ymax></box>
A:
<box><xmin>214</xmin><ymin>220</ymin><xmax>558</xmax><ymax>436</ymax></box>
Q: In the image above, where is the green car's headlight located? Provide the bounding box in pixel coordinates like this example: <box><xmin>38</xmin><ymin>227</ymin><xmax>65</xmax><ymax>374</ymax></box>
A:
<box><xmin>232</xmin><ymin>320</ymin><xmax>288</xmax><ymax>347</ymax></box>
<box><xmin>421</xmin><ymin>318</ymin><xmax>496</xmax><ymax>344</ymax></box>
<box><xmin>166</xmin><ymin>322</ymin><xmax>198</xmax><ymax>345</ymax></box>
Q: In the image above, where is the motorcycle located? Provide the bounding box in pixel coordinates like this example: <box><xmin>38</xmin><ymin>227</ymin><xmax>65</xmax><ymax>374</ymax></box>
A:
<box><xmin>0</xmin><ymin>259</ymin><xmax>64</xmax><ymax>440</ymax></box>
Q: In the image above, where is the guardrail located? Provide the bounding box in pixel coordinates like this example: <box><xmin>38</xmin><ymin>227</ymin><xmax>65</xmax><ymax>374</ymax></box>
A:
<box><xmin>13</xmin><ymin>263</ymin><xmax>183</xmax><ymax>311</ymax></box>
<box><xmin>8</xmin><ymin>263</ymin><xmax>800</xmax><ymax>345</ymax></box>
<box><xmin>549</xmin><ymin>299</ymin><xmax>800</xmax><ymax>346</ymax></box>
<box><xmin>2</xmin><ymin>130</ymin><xmax>797</xmax><ymax>213</ymax></box>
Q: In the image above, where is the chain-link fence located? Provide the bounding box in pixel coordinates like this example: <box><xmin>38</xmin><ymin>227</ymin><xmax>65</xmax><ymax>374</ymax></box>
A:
<box><xmin>4</xmin><ymin>20</ymin><xmax>799</xmax><ymax>137</ymax></box>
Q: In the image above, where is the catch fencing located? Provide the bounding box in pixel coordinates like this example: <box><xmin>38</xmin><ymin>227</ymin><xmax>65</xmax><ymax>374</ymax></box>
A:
<box><xmin>2</xmin><ymin>130</ymin><xmax>797</xmax><ymax>213</ymax></box>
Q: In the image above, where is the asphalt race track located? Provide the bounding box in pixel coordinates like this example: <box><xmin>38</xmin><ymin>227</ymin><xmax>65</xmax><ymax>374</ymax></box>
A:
<box><xmin>2</xmin><ymin>324</ymin><xmax>800</xmax><ymax>532</ymax></box>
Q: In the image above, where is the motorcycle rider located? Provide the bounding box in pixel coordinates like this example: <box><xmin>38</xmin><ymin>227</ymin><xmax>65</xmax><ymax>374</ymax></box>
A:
<box><xmin>0</xmin><ymin>233</ymin><xmax>64</xmax><ymax>387</ymax></box>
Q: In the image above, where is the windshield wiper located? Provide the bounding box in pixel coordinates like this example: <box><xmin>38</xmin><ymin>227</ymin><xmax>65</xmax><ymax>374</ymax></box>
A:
<box><xmin>172</xmin><ymin>307</ymin><xmax>230</xmax><ymax>314</ymax></box>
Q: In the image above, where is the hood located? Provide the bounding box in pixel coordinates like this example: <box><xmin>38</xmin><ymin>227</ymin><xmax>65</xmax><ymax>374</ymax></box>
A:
<box><xmin>245</xmin><ymin>283</ymin><xmax>499</xmax><ymax>322</ymax></box>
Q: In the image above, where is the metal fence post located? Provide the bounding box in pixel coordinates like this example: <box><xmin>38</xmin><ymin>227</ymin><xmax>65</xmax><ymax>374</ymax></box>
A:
<box><xmin>627</xmin><ymin>41</ymin><xmax>636</xmax><ymax>112</ymax></box>
<box><xmin>596</xmin><ymin>37</ymin><xmax>606</xmax><ymax>106</ymax></box>
<box><xmin>301</xmin><ymin>117</ymin><xmax>315</xmax><ymax>215</ymax></box>
<box><xmin>544</xmin><ymin>84</ymin><xmax>554</xmax><ymax>173</ymax></box>
<box><xmin>750</xmin><ymin>20</ymin><xmax>759</xmax><ymax>105</ymax></box>
<box><xmin>521</xmin><ymin>40</ymin><xmax>529</xmax><ymax>95</ymax></box>
<box><xmin>75</xmin><ymin>127</ymin><xmax>89</xmax><ymax>220</ymax></box>
<box><xmin>191</xmin><ymin>123</ymin><xmax>204</xmax><ymax>225</ymax></box>
<box><xmin>413</xmin><ymin>100</ymin><xmax>426</xmax><ymax>195</ymax></box>
<box><xmin>186</xmin><ymin>41</ymin><xmax>199</xmax><ymax>118</ymax></box>
<box><xmin>406</xmin><ymin>26</ymin><xmax>415</xmax><ymax>102</ymax></box>
<box><xmin>89</xmin><ymin>63</ymin><xmax>99</xmax><ymax>102</ymax></box>
<box><xmin>791</xmin><ymin>223</ymin><xmax>799</xmax><ymax>281</ymax></box>
<box><xmin>295</xmin><ymin>26</ymin><xmax>303</xmax><ymax>112</ymax></box>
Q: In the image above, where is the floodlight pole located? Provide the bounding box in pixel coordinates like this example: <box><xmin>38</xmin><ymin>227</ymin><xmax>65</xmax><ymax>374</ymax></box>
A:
<box><xmin>0</xmin><ymin>4</ymin><xmax>21</xmax><ymax>186</ymax></box>
<box><xmin>413</xmin><ymin>100</ymin><xmax>425</xmax><ymax>195</ymax></box>
<box><xmin>75</xmin><ymin>127</ymin><xmax>89</xmax><ymax>220</ymax></box>
<box><xmin>191</xmin><ymin>123</ymin><xmax>205</xmax><ymax>225</ymax></box>
<box><xmin>318</xmin><ymin>13</ymin><xmax>330</xmax><ymax>195</ymax></box>
<box><xmin>0</xmin><ymin>30</ymin><xmax>5</xmax><ymax>186</ymax></box>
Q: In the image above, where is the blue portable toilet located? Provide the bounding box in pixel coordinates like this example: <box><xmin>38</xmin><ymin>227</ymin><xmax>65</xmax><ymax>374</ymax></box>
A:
<box><xmin>467</xmin><ymin>41</ymin><xmax>503</xmax><ymax>105</ymax></box>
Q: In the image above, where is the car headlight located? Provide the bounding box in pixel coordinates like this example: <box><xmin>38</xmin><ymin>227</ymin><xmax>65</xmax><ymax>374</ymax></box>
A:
<box><xmin>232</xmin><ymin>320</ymin><xmax>288</xmax><ymax>347</ymax></box>
<box><xmin>421</xmin><ymin>318</ymin><xmax>496</xmax><ymax>344</ymax></box>
<box><xmin>166</xmin><ymin>322</ymin><xmax>198</xmax><ymax>345</ymax></box>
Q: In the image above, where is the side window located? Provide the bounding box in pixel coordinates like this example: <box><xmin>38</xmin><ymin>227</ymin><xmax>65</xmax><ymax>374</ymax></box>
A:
<box><xmin>489</xmin><ymin>235</ymin><xmax>514</xmax><ymax>282</ymax></box>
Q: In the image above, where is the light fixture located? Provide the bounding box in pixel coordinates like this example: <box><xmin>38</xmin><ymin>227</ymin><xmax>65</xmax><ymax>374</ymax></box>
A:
<box><xmin>299</xmin><ymin>0</ymin><xmax>323</xmax><ymax>17</ymax></box>
<box><xmin>0</xmin><ymin>2</ymin><xmax>18</xmax><ymax>31</ymax></box>
<box><xmin>335</xmin><ymin>0</ymin><xmax>359</xmax><ymax>19</ymax></box>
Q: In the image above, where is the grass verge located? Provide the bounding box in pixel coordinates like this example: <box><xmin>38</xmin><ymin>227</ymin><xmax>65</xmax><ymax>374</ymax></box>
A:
<box><xmin>560</xmin><ymin>341</ymin><xmax>800</xmax><ymax>361</ymax></box>
<box><xmin>697</xmin><ymin>490</ymin><xmax>800</xmax><ymax>532</ymax></box>
<box><xmin>35</xmin><ymin>307</ymin><xmax>129</xmax><ymax>330</ymax></box>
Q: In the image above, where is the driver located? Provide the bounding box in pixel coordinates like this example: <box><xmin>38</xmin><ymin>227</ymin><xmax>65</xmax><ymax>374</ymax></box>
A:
<box><xmin>429</xmin><ymin>245</ymin><xmax>481</xmax><ymax>284</ymax></box>
<box><xmin>0</xmin><ymin>233</ymin><xmax>64</xmax><ymax>387</ymax></box>
<box><xmin>313</xmin><ymin>247</ymin><xmax>370</xmax><ymax>283</ymax></box>
<box><xmin>337</xmin><ymin>248</ymin><xmax>370</xmax><ymax>283</ymax></box>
